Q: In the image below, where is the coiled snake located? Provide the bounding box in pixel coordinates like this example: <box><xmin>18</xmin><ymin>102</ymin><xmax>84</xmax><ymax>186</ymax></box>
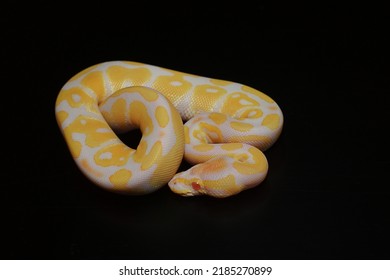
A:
<box><xmin>55</xmin><ymin>61</ymin><xmax>283</xmax><ymax>198</ymax></box>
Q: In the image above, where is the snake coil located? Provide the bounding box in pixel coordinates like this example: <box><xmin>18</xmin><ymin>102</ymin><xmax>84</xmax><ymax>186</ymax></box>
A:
<box><xmin>55</xmin><ymin>61</ymin><xmax>283</xmax><ymax>197</ymax></box>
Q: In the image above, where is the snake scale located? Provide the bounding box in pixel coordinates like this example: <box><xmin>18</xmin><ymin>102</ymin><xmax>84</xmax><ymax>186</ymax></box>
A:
<box><xmin>55</xmin><ymin>61</ymin><xmax>283</xmax><ymax>198</ymax></box>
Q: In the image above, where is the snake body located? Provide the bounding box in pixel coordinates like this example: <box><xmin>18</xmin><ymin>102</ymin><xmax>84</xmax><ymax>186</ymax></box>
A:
<box><xmin>55</xmin><ymin>61</ymin><xmax>283</xmax><ymax>197</ymax></box>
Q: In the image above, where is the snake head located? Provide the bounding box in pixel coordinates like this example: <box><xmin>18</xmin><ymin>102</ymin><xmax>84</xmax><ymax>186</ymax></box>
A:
<box><xmin>168</xmin><ymin>157</ymin><xmax>243</xmax><ymax>198</ymax></box>
<box><xmin>168</xmin><ymin>173</ymin><xmax>205</xmax><ymax>197</ymax></box>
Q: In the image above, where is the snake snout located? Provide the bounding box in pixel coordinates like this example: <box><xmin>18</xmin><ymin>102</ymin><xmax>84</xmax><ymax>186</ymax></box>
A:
<box><xmin>168</xmin><ymin>174</ymin><xmax>203</xmax><ymax>197</ymax></box>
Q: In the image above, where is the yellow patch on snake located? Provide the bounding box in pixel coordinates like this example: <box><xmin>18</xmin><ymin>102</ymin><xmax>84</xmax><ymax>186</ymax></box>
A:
<box><xmin>141</xmin><ymin>141</ymin><xmax>162</xmax><ymax>170</ymax></box>
<box><xmin>209</xmin><ymin>112</ymin><xmax>227</xmax><ymax>125</ymax></box>
<box><xmin>140</xmin><ymin>87</ymin><xmax>159</xmax><ymax>101</ymax></box>
<box><xmin>221</xmin><ymin>92</ymin><xmax>260</xmax><ymax>117</ymax></box>
<box><xmin>81</xmin><ymin>71</ymin><xmax>105</xmax><ymax>100</ymax></box>
<box><xmin>233</xmin><ymin>147</ymin><xmax>267</xmax><ymax>175</ymax></box>
<box><xmin>65</xmin><ymin>116</ymin><xmax>117</xmax><ymax>148</ymax></box>
<box><xmin>81</xmin><ymin>159</ymin><xmax>103</xmax><ymax>178</ymax></box>
<box><xmin>107</xmin><ymin>66</ymin><xmax>151</xmax><ymax>90</ymax></box>
<box><xmin>241</xmin><ymin>85</ymin><xmax>275</xmax><ymax>103</ymax></box>
<box><xmin>192</xmin><ymin>129</ymin><xmax>207</xmax><ymax>143</ymax></box>
<box><xmin>230</xmin><ymin>121</ymin><xmax>254</xmax><ymax>132</ymax></box>
<box><xmin>133</xmin><ymin>140</ymin><xmax>147</xmax><ymax>163</ymax></box>
<box><xmin>57</xmin><ymin>87</ymin><xmax>98</xmax><ymax>113</ymax></box>
<box><xmin>230</xmin><ymin>134</ymin><xmax>271</xmax><ymax>143</ymax></box>
<box><xmin>198</xmin><ymin>122</ymin><xmax>223</xmax><ymax>142</ymax></box>
<box><xmin>129</xmin><ymin>101</ymin><xmax>153</xmax><ymax>136</ymax></box>
<box><xmin>56</xmin><ymin>111</ymin><xmax>69</xmax><ymax>125</ymax></box>
<box><xmin>191</xmin><ymin>158</ymin><xmax>227</xmax><ymax>175</ymax></box>
<box><xmin>155</xmin><ymin>106</ymin><xmax>170</xmax><ymax>128</ymax></box>
<box><xmin>94</xmin><ymin>144</ymin><xmax>133</xmax><ymax>167</ymax></box>
<box><xmin>184</xmin><ymin>152</ymin><xmax>216</xmax><ymax>164</ymax></box>
<box><xmin>221</xmin><ymin>143</ymin><xmax>243</xmax><ymax>151</ymax></box>
<box><xmin>239</xmin><ymin>108</ymin><xmax>263</xmax><ymax>119</ymax></box>
<box><xmin>109</xmin><ymin>169</ymin><xmax>132</xmax><ymax>188</ymax></box>
<box><xmin>262</xmin><ymin>114</ymin><xmax>281</xmax><ymax>130</ymax></box>
<box><xmin>184</xmin><ymin>126</ymin><xmax>190</xmax><ymax>144</ymax></box>
<box><xmin>231</xmin><ymin>152</ymin><xmax>249</xmax><ymax>162</ymax></box>
<box><xmin>153</xmin><ymin>73</ymin><xmax>192</xmax><ymax>100</ymax></box>
<box><xmin>193</xmin><ymin>85</ymin><xmax>227</xmax><ymax>111</ymax></box>
<box><xmin>193</xmin><ymin>144</ymin><xmax>214</xmax><ymax>152</ymax></box>
<box><xmin>107</xmin><ymin>97</ymin><xmax>127</xmax><ymax>124</ymax></box>
<box><xmin>203</xmin><ymin>174</ymin><xmax>241</xmax><ymax>195</ymax></box>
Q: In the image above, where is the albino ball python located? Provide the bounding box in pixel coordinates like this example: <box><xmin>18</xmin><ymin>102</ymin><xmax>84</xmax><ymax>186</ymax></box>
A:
<box><xmin>55</xmin><ymin>61</ymin><xmax>283</xmax><ymax>198</ymax></box>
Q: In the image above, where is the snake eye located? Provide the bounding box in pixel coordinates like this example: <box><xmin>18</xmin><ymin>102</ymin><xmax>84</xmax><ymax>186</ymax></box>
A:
<box><xmin>191</xmin><ymin>182</ymin><xmax>201</xmax><ymax>191</ymax></box>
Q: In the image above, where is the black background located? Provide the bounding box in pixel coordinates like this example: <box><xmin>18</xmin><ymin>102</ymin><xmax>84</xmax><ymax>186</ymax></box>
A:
<box><xmin>2</xmin><ymin>3</ymin><xmax>389</xmax><ymax>259</ymax></box>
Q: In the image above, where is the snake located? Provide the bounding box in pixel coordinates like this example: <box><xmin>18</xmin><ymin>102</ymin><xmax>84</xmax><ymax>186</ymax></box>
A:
<box><xmin>55</xmin><ymin>61</ymin><xmax>283</xmax><ymax>198</ymax></box>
